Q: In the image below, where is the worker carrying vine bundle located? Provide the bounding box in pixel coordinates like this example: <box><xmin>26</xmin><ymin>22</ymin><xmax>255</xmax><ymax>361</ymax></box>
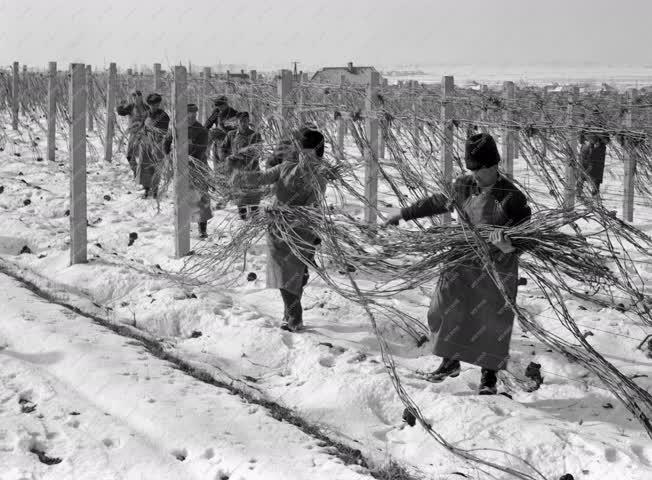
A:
<box><xmin>204</xmin><ymin>95</ymin><xmax>239</xmax><ymax>170</ymax></box>
<box><xmin>164</xmin><ymin>104</ymin><xmax>213</xmax><ymax>239</ymax></box>
<box><xmin>223</xmin><ymin>111</ymin><xmax>263</xmax><ymax>220</ymax></box>
<box><xmin>139</xmin><ymin>93</ymin><xmax>170</xmax><ymax>199</ymax></box>
<box><xmin>233</xmin><ymin>127</ymin><xmax>332</xmax><ymax>332</ymax></box>
<box><xmin>579</xmin><ymin>130</ymin><xmax>609</xmax><ymax>196</ymax></box>
<box><xmin>117</xmin><ymin>89</ymin><xmax>150</xmax><ymax>177</ymax></box>
<box><xmin>385</xmin><ymin>133</ymin><xmax>531</xmax><ymax>395</ymax></box>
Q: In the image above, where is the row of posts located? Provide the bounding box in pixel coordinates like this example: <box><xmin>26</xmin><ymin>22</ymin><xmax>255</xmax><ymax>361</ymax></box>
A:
<box><xmin>6</xmin><ymin>62</ymin><xmax>640</xmax><ymax>267</ymax></box>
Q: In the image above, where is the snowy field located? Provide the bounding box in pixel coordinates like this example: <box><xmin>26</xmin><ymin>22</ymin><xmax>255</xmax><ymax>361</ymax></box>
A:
<box><xmin>384</xmin><ymin>64</ymin><xmax>652</xmax><ymax>89</ymax></box>
<box><xmin>1</xmin><ymin>117</ymin><xmax>652</xmax><ymax>480</ymax></box>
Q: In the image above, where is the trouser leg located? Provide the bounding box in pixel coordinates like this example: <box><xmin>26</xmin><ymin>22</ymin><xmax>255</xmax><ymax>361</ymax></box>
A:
<box><xmin>280</xmin><ymin>288</ymin><xmax>303</xmax><ymax>329</ymax></box>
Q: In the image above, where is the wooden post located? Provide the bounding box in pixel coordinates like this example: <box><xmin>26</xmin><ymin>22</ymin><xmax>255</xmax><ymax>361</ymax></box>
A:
<box><xmin>364</xmin><ymin>71</ymin><xmax>380</xmax><ymax>226</ymax></box>
<box><xmin>480</xmin><ymin>85</ymin><xmax>489</xmax><ymax>133</ymax></box>
<box><xmin>248</xmin><ymin>70</ymin><xmax>258</xmax><ymax>127</ymax></box>
<box><xmin>411</xmin><ymin>81</ymin><xmax>420</xmax><ymax>155</ymax></box>
<box><xmin>172</xmin><ymin>66</ymin><xmax>190</xmax><ymax>258</ymax></box>
<box><xmin>623</xmin><ymin>88</ymin><xmax>637</xmax><ymax>222</ymax></box>
<box><xmin>441</xmin><ymin>76</ymin><xmax>455</xmax><ymax>224</ymax></box>
<box><xmin>563</xmin><ymin>86</ymin><xmax>580</xmax><ymax>210</ymax></box>
<box><xmin>201</xmin><ymin>67</ymin><xmax>211</xmax><ymax>124</ymax></box>
<box><xmin>86</xmin><ymin>65</ymin><xmax>94</xmax><ymax>132</ymax></box>
<box><xmin>379</xmin><ymin>118</ymin><xmax>386</xmax><ymax>160</ymax></box>
<box><xmin>502</xmin><ymin>81</ymin><xmax>516</xmax><ymax>176</ymax></box>
<box><xmin>12</xmin><ymin>61</ymin><xmax>19</xmax><ymax>130</ymax></box>
<box><xmin>297</xmin><ymin>74</ymin><xmax>306</xmax><ymax>125</ymax></box>
<box><xmin>126</xmin><ymin>68</ymin><xmax>133</xmax><ymax>90</ymax></box>
<box><xmin>104</xmin><ymin>63</ymin><xmax>117</xmax><ymax>162</ymax></box>
<box><xmin>21</xmin><ymin>65</ymin><xmax>28</xmax><ymax>116</ymax></box>
<box><xmin>540</xmin><ymin>89</ymin><xmax>548</xmax><ymax>158</ymax></box>
<box><xmin>47</xmin><ymin>62</ymin><xmax>57</xmax><ymax>162</ymax></box>
<box><xmin>337</xmin><ymin>75</ymin><xmax>346</xmax><ymax>160</ymax></box>
<box><xmin>153</xmin><ymin>63</ymin><xmax>162</xmax><ymax>91</ymax></box>
<box><xmin>69</xmin><ymin>63</ymin><xmax>87</xmax><ymax>265</ymax></box>
<box><xmin>277</xmin><ymin>69</ymin><xmax>293</xmax><ymax>135</ymax></box>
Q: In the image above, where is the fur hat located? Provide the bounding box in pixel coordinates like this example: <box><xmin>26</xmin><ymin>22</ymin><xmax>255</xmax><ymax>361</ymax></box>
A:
<box><xmin>465</xmin><ymin>133</ymin><xmax>500</xmax><ymax>170</ymax></box>
<box><xmin>146</xmin><ymin>93</ymin><xmax>162</xmax><ymax>105</ymax></box>
<box><xmin>294</xmin><ymin>127</ymin><xmax>324</xmax><ymax>158</ymax></box>
<box><xmin>213</xmin><ymin>95</ymin><xmax>228</xmax><ymax>106</ymax></box>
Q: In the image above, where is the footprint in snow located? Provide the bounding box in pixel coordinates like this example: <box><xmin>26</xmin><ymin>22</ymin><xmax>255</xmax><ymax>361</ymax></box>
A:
<box><xmin>604</xmin><ymin>447</ymin><xmax>619</xmax><ymax>462</ymax></box>
<box><xmin>102</xmin><ymin>438</ymin><xmax>120</xmax><ymax>449</ymax></box>
<box><xmin>202</xmin><ymin>447</ymin><xmax>215</xmax><ymax>460</ymax></box>
<box><xmin>66</xmin><ymin>418</ymin><xmax>80</xmax><ymax>428</ymax></box>
<box><xmin>171</xmin><ymin>448</ymin><xmax>188</xmax><ymax>461</ymax></box>
<box><xmin>318</xmin><ymin>356</ymin><xmax>334</xmax><ymax>368</ymax></box>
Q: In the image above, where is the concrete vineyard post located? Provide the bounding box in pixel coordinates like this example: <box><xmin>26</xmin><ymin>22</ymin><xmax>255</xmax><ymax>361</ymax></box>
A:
<box><xmin>12</xmin><ymin>61</ymin><xmax>19</xmax><ymax>130</ymax></box>
<box><xmin>69</xmin><ymin>63</ymin><xmax>88</xmax><ymax>265</ymax></box>
<box><xmin>47</xmin><ymin>61</ymin><xmax>57</xmax><ymax>162</ymax></box>
<box><xmin>364</xmin><ymin>71</ymin><xmax>380</xmax><ymax>226</ymax></box>
<box><xmin>277</xmin><ymin>69</ymin><xmax>293</xmax><ymax>135</ymax></box>
<box><xmin>441</xmin><ymin>76</ymin><xmax>455</xmax><ymax>225</ymax></box>
<box><xmin>172</xmin><ymin>66</ymin><xmax>190</xmax><ymax>258</ymax></box>
<box><xmin>411</xmin><ymin>81</ymin><xmax>420</xmax><ymax>156</ymax></box>
<box><xmin>248</xmin><ymin>70</ymin><xmax>258</xmax><ymax>127</ymax></box>
<box><xmin>201</xmin><ymin>67</ymin><xmax>211</xmax><ymax>124</ymax></box>
<box><xmin>502</xmin><ymin>81</ymin><xmax>516</xmax><ymax>177</ymax></box>
<box><xmin>337</xmin><ymin>75</ymin><xmax>346</xmax><ymax>160</ymax></box>
<box><xmin>86</xmin><ymin>65</ymin><xmax>94</xmax><ymax>132</ymax></box>
<box><xmin>480</xmin><ymin>85</ymin><xmax>488</xmax><ymax>133</ymax></box>
<box><xmin>623</xmin><ymin>88</ymin><xmax>637</xmax><ymax>222</ymax></box>
<box><xmin>104</xmin><ymin>63</ymin><xmax>117</xmax><ymax>162</ymax></box>
<box><xmin>153</xmin><ymin>63</ymin><xmax>162</xmax><ymax>91</ymax></box>
<box><xmin>563</xmin><ymin>86</ymin><xmax>580</xmax><ymax>211</ymax></box>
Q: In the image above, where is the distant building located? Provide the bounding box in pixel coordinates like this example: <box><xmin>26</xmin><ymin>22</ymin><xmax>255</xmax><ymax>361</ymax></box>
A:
<box><xmin>311</xmin><ymin>62</ymin><xmax>381</xmax><ymax>85</ymax></box>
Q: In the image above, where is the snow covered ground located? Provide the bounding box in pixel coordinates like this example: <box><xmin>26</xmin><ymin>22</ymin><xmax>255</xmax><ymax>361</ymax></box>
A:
<box><xmin>1</xmin><ymin>119</ymin><xmax>651</xmax><ymax>479</ymax></box>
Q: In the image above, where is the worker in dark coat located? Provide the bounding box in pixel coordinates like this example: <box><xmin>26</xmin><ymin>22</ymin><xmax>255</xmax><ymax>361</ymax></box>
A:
<box><xmin>386</xmin><ymin>133</ymin><xmax>531</xmax><ymax>395</ymax></box>
<box><xmin>117</xmin><ymin>89</ymin><xmax>150</xmax><ymax>176</ymax></box>
<box><xmin>223</xmin><ymin>112</ymin><xmax>263</xmax><ymax>220</ymax></box>
<box><xmin>204</xmin><ymin>95</ymin><xmax>239</xmax><ymax>170</ymax></box>
<box><xmin>265</xmin><ymin>140</ymin><xmax>297</xmax><ymax>168</ymax></box>
<box><xmin>579</xmin><ymin>131</ymin><xmax>609</xmax><ymax>196</ymax></box>
<box><xmin>139</xmin><ymin>93</ymin><xmax>170</xmax><ymax>199</ymax></box>
<box><xmin>233</xmin><ymin>128</ymin><xmax>332</xmax><ymax>332</ymax></box>
<box><xmin>164</xmin><ymin>104</ymin><xmax>212</xmax><ymax>238</ymax></box>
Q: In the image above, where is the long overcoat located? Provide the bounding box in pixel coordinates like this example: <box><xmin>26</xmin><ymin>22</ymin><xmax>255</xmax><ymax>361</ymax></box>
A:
<box><xmin>401</xmin><ymin>174</ymin><xmax>531</xmax><ymax>370</ymax></box>
<box><xmin>236</xmin><ymin>154</ymin><xmax>329</xmax><ymax>295</ymax></box>
<box><xmin>580</xmin><ymin>138</ymin><xmax>608</xmax><ymax>186</ymax></box>
<box><xmin>117</xmin><ymin>102</ymin><xmax>150</xmax><ymax>173</ymax></box>
<box><xmin>138</xmin><ymin>109</ymin><xmax>170</xmax><ymax>189</ymax></box>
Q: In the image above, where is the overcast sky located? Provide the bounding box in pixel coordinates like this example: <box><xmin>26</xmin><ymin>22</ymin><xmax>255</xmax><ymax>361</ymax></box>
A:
<box><xmin>1</xmin><ymin>0</ymin><xmax>651</xmax><ymax>71</ymax></box>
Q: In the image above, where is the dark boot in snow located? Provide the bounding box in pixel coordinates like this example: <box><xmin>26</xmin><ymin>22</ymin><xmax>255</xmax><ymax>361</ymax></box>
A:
<box><xmin>280</xmin><ymin>322</ymin><xmax>304</xmax><ymax>332</ymax></box>
<box><xmin>198</xmin><ymin>221</ymin><xmax>208</xmax><ymax>239</ymax></box>
<box><xmin>142</xmin><ymin>188</ymin><xmax>150</xmax><ymax>199</ymax></box>
<box><xmin>479</xmin><ymin>368</ymin><xmax>498</xmax><ymax>395</ymax></box>
<box><xmin>424</xmin><ymin>358</ymin><xmax>461</xmax><ymax>383</ymax></box>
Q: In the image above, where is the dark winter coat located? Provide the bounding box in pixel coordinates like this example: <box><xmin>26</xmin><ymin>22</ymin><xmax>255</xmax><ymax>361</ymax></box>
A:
<box><xmin>401</xmin><ymin>174</ymin><xmax>531</xmax><ymax>371</ymax></box>
<box><xmin>117</xmin><ymin>102</ymin><xmax>150</xmax><ymax>168</ymax></box>
<box><xmin>204</xmin><ymin>106</ymin><xmax>239</xmax><ymax>142</ymax></box>
<box><xmin>235</xmin><ymin>154</ymin><xmax>331</xmax><ymax>294</ymax></box>
<box><xmin>221</xmin><ymin>127</ymin><xmax>262</xmax><ymax>165</ymax></box>
<box><xmin>138</xmin><ymin>109</ymin><xmax>170</xmax><ymax>189</ymax></box>
<box><xmin>580</xmin><ymin>137</ymin><xmax>608</xmax><ymax>186</ymax></box>
<box><xmin>164</xmin><ymin>120</ymin><xmax>212</xmax><ymax>222</ymax></box>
